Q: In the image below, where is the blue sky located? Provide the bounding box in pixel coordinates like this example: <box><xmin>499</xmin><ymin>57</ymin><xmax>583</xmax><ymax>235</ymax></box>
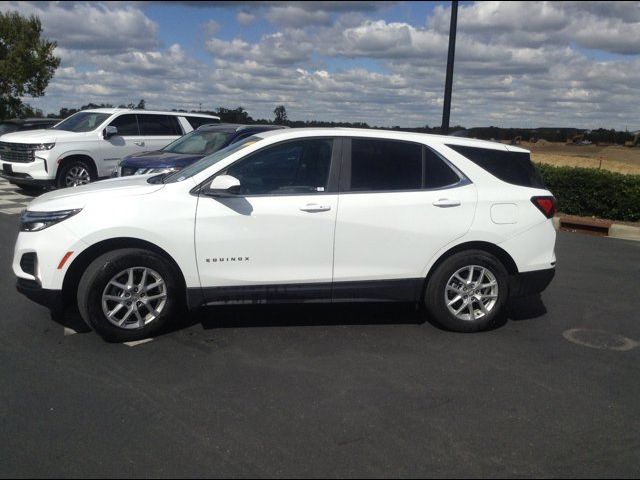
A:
<box><xmin>2</xmin><ymin>1</ymin><xmax>640</xmax><ymax>128</ymax></box>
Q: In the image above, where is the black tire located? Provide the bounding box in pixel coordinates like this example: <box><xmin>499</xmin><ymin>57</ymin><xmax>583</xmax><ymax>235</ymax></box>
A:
<box><xmin>55</xmin><ymin>158</ymin><xmax>96</xmax><ymax>188</ymax></box>
<box><xmin>424</xmin><ymin>250</ymin><xmax>509</xmax><ymax>332</ymax></box>
<box><xmin>77</xmin><ymin>248</ymin><xmax>182</xmax><ymax>342</ymax></box>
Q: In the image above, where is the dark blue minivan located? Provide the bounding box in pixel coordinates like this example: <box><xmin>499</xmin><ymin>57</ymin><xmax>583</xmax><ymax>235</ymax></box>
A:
<box><xmin>116</xmin><ymin>123</ymin><xmax>287</xmax><ymax>177</ymax></box>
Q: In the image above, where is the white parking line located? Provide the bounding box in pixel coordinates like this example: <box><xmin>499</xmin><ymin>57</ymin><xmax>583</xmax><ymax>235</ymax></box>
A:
<box><xmin>124</xmin><ymin>338</ymin><xmax>155</xmax><ymax>347</ymax></box>
<box><xmin>63</xmin><ymin>327</ymin><xmax>78</xmax><ymax>336</ymax></box>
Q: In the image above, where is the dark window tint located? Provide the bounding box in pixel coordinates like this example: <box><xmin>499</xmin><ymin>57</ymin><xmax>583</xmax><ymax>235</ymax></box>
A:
<box><xmin>109</xmin><ymin>114</ymin><xmax>139</xmax><ymax>136</ymax></box>
<box><xmin>225</xmin><ymin>139</ymin><xmax>332</xmax><ymax>195</ymax></box>
<box><xmin>186</xmin><ymin>116</ymin><xmax>219</xmax><ymax>129</ymax></box>
<box><xmin>350</xmin><ymin>139</ymin><xmax>421</xmax><ymax>191</ymax></box>
<box><xmin>424</xmin><ymin>147</ymin><xmax>460</xmax><ymax>188</ymax></box>
<box><xmin>0</xmin><ymin>123</ymin><xmax>19</xmax><ymax>135</ymax></box>
<box><xmin>446</xmin><ymin>144</ymin><xmax>545</xmax><ymax>188</ymax></box>
<box><xmin>138</xmin><ymin>114</ymin><xmax>181</xmax><ymax>136</ymax></box>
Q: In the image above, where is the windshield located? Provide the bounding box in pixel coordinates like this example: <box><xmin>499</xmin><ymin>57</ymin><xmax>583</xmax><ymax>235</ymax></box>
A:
<box><xmin>163</xmin><ymin>135</ymin><xmax>261</xmax><ymax>183</ymax></box>
<box><xmin>0</xmin><ymin>123</ymin><xmax>19</xmax><ymax>135</ymax></box>
<box><xmin>51</xmin><ymin>112</ymin><xmax>110</xmax><ymax>132</ymax></box>
<box><xmin>163</xmin><ymin>130</ymin><xmax>233</xmax><ymax>155</ymax></box>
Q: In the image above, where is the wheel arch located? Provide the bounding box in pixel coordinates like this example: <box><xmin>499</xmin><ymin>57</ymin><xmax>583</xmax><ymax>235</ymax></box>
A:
<box><xmin>421</xmin><ymin>241</ymin><xmax>518</xmax><ymax>299</ymax></box>
<box><xmin>62</xmin><ymin>237</ymin><xmax>187</xmax><ymax>307</ymax></box>
<box><xmin>56</xmin><ymin>154</ymin><xmax>98</xmax><ymax>179</ymax></box>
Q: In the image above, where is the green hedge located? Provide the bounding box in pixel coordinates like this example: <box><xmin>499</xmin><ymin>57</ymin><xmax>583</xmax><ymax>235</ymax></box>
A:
<box><xmin>536</xmin><ymin>164</ymin><xmax>640</xmax><ymax>222</ymax></box>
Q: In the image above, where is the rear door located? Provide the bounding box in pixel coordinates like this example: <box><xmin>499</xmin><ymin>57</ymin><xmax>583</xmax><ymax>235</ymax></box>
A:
<box><xmin>137</xmin><ymin>114</ymin><xmax>183</xmax><ymax>152</ymax></box>
<box><xmin>332</xmin><ymin>138</ymin><xmax>477</xmax><ymax>300</ymax></box>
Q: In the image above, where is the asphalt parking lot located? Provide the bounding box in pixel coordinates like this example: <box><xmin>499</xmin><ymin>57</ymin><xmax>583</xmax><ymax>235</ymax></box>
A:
<box><xmin>0</xmin><ymin>190</ymin><xmax>639</xmax><ymax>478</ymax></box>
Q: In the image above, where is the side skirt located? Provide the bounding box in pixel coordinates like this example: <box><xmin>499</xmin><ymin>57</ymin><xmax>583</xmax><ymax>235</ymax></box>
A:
<box><xmin>188</xmin><ymin>278</ymin><xmax>424</xmax><ymax>308</ymax></box>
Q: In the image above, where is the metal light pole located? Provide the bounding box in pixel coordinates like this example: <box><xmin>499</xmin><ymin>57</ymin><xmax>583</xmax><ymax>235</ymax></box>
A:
<box><xmin>441</xmin><ymin>0</ymin><xmax>458</xmax><ymax>135</ymax></box>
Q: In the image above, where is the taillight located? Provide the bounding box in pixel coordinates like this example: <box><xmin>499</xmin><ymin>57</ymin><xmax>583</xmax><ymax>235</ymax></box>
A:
<box><xmin>531</xmin><ymin>196</ymin><xmax>556</xmax><ymax>218</ymax></box>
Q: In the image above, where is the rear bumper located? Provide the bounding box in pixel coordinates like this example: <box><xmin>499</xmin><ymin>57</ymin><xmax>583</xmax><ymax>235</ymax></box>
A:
<box><xmin>509</xmin><ymin>268</ymin><xmax>555</xmax><ymax>297</ymax></box>
<box><xmin>16</xmin><ymin>278</ymin><xmax>63</xmax><ymax>310</ymax></box>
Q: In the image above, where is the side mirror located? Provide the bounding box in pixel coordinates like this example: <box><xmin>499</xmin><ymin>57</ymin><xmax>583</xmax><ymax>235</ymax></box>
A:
<box><xmin>103</xmin><ymin>125</ymin><xmax>117</xmax><ymax>139</ymax></box>
<box><xmin>207</xmin><ymin>174</ymin><xmax>241</xmax><ymax>196</ymax></box>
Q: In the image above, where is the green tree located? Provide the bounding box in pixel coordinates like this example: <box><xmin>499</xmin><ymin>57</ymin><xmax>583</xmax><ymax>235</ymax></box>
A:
<box><xmin>0</xmin><ymin>11</ymin><xmax>60</xmax><ymax>119</ymax></box>
<box><xmin>273</xmin><ymin>105</ymin><xmax>288</xmax><ymax>125</ymax></box>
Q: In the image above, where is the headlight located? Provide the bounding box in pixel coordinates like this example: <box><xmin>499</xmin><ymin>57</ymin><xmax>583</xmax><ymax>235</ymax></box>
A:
<box><xmin>20</xmin><ymin>209</ymin><xmax>82</xmax><ymax>232</ymax></box>
<box><xmin>34</xmin><ymin>142</ymin><xmax>55</xmax><ymax>151</ymax></box>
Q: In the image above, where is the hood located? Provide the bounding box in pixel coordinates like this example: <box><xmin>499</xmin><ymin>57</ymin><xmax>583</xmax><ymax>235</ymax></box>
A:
<box><xmin>27</xmin><ymin>175</ymin><xmax>164</xmax><ymax>212</ymax></box>
<box><xmin>120</xmin><ymin>150</ymin><xmax>205</xmax><ymax>169</ymax></box>
<box><xmin>0</xmin><ymin>129</ymin><xmax>91</xmax><ymax>144</ymax></box>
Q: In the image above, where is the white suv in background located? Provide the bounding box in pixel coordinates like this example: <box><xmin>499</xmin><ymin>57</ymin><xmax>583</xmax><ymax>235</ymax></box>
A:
<box><xmin>0</xmin><ymin>109</ymin><xmax>219</xmax><ymax>189</ymax></box>
<box><xmin>13</xmin><ymin>128</ymin><xmax>557</xmax><ymax>342</ymax></box>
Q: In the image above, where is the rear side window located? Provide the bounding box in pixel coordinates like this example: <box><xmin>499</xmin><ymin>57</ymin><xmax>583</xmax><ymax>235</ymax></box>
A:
<box><xmin>424</xmin><ymin>148</ymin><xmax>461</xmax><ymax>188</ymax></box>
<box><xmin>447</xmin><ymin>144</ymin><xmax>545</xmax><ymax>188</ymax></box>
<box><xmin>138</xmin><ymin>114</ymin><xmax>181</xmax><ymax>136</ymax></box>
<box><xmin>350</xmin><ymin>139</ymin><xmax>422</xmax><ymax>191</ymax></box>
<box><xmin>186</xmin><ymin>116</ymin><xmax>219</xmax><ymax>129</ymax></box>
<box><xmin>109</xmin><ymin>114</ymin><xmax>139</xmax><ymax>136</ymax></box>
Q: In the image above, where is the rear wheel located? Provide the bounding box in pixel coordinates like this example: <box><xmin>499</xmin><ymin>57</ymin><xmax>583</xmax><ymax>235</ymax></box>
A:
<box><xmin>56</xmin><ymin>159</ymin><xmax>95</xmax><ymax>188</ymax></box>
<box><xmin>77</xmin><ymin>248</ymin><xmax>181</xmax><ymax>342</ymax></box>
<box><xmin>424</xmin><ymin>250</ymin><xmax>508</xmax><ymax>332</ymax></box>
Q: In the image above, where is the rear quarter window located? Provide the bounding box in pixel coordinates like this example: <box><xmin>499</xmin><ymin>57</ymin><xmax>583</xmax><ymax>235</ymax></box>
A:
<box><xmin>186</xmin><ymin>116</ymin><xmax>219</xmax><ymax>129</ymax></box>
<box><xmin>446</xmin><ymin>144</ymin><xmax>545</xmax><ymax>188</ymax></box>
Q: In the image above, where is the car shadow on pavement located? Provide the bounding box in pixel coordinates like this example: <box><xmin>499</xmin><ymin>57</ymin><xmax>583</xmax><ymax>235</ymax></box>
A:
<box><xmin>506</xmin><ymin>294</ymin><xmax>548</xmax><ymax>321</ymax></box>
<box><xmin>47</xmin><ymin>297</ymin><xmax>548</xmax><ymax>338</ymax></box>
<box><xmin>49</xmin><ymin>306</ymin><xmax>92</xmax><ymax>333</ymax></box>
<box><xmin>172</xmin><ymin>302</ymin><xmax>426</xmax><ymax>333</ymax></box>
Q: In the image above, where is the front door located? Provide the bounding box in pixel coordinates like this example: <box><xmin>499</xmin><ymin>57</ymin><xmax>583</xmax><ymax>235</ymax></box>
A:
<box><xmin>100</xmin><ymin>114</ymin><xmax>147</xmax><ymax>177</ymax></box>
<box><xmin>194</xmin><ymin>137</ymin><xmax>340</xmax><ymax>304</ymax></box>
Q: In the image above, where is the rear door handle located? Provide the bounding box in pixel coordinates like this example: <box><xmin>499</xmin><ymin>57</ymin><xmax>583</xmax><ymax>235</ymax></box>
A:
<box><xmin>134</xmin><ymin>141</ymin><xmax>145</xmax><ymax>146</ymax></box>
<box><xmin>432</xmin><ymin>198</ymin><xmax>461</xmax><ymax>207</ymax></box>
<box><xmin>299</xmin><ymin>203</ymin><xmax>331</xmax><ymax>212</ymax></box>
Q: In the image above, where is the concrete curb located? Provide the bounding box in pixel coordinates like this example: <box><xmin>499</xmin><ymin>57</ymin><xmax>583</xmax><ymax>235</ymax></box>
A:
<box><xmin>553</xmin><ymin>216</ymin><xmax>640</xmax><ymax>241</ymax></box>
<box><xmin>608</xmin><ymin>224</ymin><xmax>640</xmax><ymax>241</ymax></box>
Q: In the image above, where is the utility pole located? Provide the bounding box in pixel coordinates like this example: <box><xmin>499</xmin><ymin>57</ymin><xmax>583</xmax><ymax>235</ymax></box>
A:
<box><xmin>441</xmin><ymin>0</ymin><xmax>458</xmax><ymax>135</ymax></box>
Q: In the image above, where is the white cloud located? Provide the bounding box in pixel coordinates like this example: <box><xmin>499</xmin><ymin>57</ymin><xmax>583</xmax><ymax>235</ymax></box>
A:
<box><xmin>0</xmin><ymin>1</ymin><xmax>159</xmax><ymax>52</ymax></box>
<box><xmin>236</xmin><ymin>10</ymin><xmax>255</xmax><ymax>26</ymax></box>
<box><xmin>6</xmin><ymin>1</ymin><xmax>640</xmax><ymax>129</ymax></box>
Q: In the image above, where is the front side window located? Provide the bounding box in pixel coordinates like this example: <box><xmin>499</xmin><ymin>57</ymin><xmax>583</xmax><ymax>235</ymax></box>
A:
<box><xmin>52</xmin><ymin>112</ymin><xmax>110</xmax><ymax>132</ymax></box>
<box><xmin>163</xmin><ymin>135</ymin><xmax>261</xmax><ymax>183</ymax></box>
<box><xmin>349</xmin><ymin>139</ymin><xmax>422</xmax><ymax>191</ymax></box>
<box><xmin>108</xmin><ymin>114</ymin><xmax>139</xmax><ymax>136</ymax></box>
<box><xmin>138</xmin><ymin>114</ymin><xmax>182</xmax><ymax>136</ymax></box>
<box><xmin>163</xmin><ymin>130</ymin><xmax>233</xmax><ymax>155</ymax></box>
<box><xmin>223</xmin><ymin>138</ymin><xmax>333</xmax><ymax>196</ymax></box>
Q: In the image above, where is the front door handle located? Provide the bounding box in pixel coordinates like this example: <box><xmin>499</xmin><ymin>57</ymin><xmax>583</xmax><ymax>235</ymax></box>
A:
<box><xmin>134</xmin><ymin>141</ymin><xmax>145</xmax><ymax>147</ymax></box>
<box><xmin>432</xmin><ymin>198</ymin><xmax>461</xmax><ymax>208</ymax></box>
<box><xmin>299</xmin><ymin>203</ymin><xmax>331</xmax><ymax>212</ymax></box>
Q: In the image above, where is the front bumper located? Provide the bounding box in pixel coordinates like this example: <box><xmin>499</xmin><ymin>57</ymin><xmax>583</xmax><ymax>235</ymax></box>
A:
<box><xmin>16</xmin><ymin>277</ymin><xmax>63</xmax><ymax>310</ymax></box>
<box><xmin>0</xmin><ymin>171</ymin><xmax>54</xmax><ymax>187</ymax></box>
<box><xmin>509</xmin><ymin>267</ymin><xmax>555</xmax><ymax>297</ymax></box>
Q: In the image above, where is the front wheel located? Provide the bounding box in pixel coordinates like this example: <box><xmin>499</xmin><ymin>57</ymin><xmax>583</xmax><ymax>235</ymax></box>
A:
<box><xmin>424</xmin><ymin>250</ymin><xmax>509</xmax><ymax>332</ymax></box>
<box><xmin>56</xmin><ymin>159</ymin><xmax>95</xmax><ymax>188</ymax></box>
<box><xmin>77</xmin><ymin>248</ymin><xmax>182</xmax><ymax>342</ymax></box>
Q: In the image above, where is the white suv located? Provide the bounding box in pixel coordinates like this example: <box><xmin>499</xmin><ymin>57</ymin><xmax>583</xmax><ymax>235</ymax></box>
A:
<box><xmin>0</xmin><ymin>109</ymin><xmax>219</xmax><ymax>189</ymax></box>
<box><xmin>13</xmin><ymin>128</ymin><xmax>556</xmax><ymax>342</ymax></box>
